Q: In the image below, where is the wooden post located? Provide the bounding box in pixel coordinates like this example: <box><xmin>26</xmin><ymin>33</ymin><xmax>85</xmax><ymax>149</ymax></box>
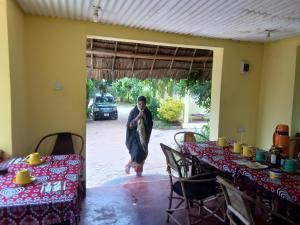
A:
<box><xmin>90</xmin><ymin>39</ymin><xmax>94</xmax><ymax>78</ymax></box>
<box><xmin>151</xmin><ymin>45</ymin><xmax>159</xmax><ymax>78</ymax></box>
<box><xmin>169</xmin><ymin>47</ymin><xmax>178</xmax><ymax>77</ymax></box>
<box><xmin>131</xmin><ymin>43</ymin><xmax>138</xmax><ymax>77</ymax></box>
<box><xmin>188</xmin><ymin>49</ymin><xmax>197</xmax><ymax>74</ymax></box>
<box><xmin>112</xmin><ymin>41</ymin><xmax>118</xmax><ymax>80</ymax></box>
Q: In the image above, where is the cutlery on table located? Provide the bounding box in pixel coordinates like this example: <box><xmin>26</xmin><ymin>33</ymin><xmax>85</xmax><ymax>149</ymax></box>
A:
<box><xmin>40</xmin><ymin>183</ymin><xmax>47</xmax><ymax>194</ymax></box>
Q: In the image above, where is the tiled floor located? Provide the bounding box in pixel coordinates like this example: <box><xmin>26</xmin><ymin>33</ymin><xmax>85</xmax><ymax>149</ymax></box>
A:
<box><xmin>80</xmin><ymin>174</ymin><xmax>223</xmax><ymax>225</ymax></box>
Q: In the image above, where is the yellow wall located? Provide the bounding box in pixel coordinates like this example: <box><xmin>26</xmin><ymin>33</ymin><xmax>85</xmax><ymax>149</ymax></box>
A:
<box><xmin>0</xmin><ymin>0</ymin><xmax>12</xmax><ymax>157</ymax></box>
<box><xmin>2</xmin><ymin>2</ymin><xmax>300</xmax><ymax>160</ymax></box>
<box><xmin>256</xmin><ymin>37</ymin><xmax>300</xmax><ymax>150</ymax></box>
<box><xmin>7</xmin><ymin>0</ymin><xmax>28</xmax><ymax>156</ymax></box>
<box><xmin>23</xmin><ymin>16</ymin><xmax>264</xmax><ymax>149</ymax></box>
<box><xmin>219</xmin><ymin>43</ymin><xmax>263</xmax><ymax>145</ymax></box>
<box><xmin>291</xmin><ymin>46</ymin><xmax>300</xmax><ymax>137</ymax></box>
<box><xmin>25</xmin><ymin>17</ymin><xmax>87</xmax><ymax>151</ymax></box>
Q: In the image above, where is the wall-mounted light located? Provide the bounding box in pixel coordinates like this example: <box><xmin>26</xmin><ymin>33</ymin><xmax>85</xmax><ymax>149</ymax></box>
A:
<box><xmin>93</xmin><ymin>6</ymin><xmax>100</xmax><ymax>23</ymax></box>
<box><xmin>265</xmin><ymin>29</ymin><xmax>276</xmax><ymax>39</ymax></box>
<box><xmin>240</xmin><ymin>60</ymin><xmax>250</xmax><ymax>75</ymax></box>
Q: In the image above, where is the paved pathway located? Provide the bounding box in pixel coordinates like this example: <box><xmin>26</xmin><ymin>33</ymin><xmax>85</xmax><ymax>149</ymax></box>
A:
<box><xmin>86</xmin><ymin>103</ymin><xmax>205</xmax><ymax>188</ymax></box>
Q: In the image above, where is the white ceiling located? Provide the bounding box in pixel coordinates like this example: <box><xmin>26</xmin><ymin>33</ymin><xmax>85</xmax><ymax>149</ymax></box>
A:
<box><xmin>16</xmin><ymin>0</ymin><xmax>300</xmax><ymax>42</ymax></box>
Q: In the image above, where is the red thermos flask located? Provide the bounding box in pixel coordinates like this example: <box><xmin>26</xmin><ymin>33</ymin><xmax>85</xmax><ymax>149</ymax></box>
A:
<box><xmin>273</xmin><ymin>124</ymin><xmax>289</xmax><ymax>155</ymax></box>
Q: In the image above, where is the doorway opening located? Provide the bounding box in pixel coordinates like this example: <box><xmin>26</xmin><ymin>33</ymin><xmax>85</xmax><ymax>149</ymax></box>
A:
<box><xmin>85</xmin><ymin>37</ymin><xmax>214</xmax><ymax>188</ymax></box>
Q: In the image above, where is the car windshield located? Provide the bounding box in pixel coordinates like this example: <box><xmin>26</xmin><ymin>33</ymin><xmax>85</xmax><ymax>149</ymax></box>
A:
<box><xmin>95</xmin><ymin>96</ymin><xmax>114</xmax><ymax>104</ymax></box>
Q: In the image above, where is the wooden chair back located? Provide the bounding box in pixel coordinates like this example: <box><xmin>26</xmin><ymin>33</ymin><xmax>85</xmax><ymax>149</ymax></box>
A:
<box><xmin>34</xmin><ymin>132</ymin><xmax>84</xmax><ymax>155</ymax></box>
<box><xmin>217</xmin><ymin>176</ymin><xmax>254</xmax><ymax>225</ymax></box>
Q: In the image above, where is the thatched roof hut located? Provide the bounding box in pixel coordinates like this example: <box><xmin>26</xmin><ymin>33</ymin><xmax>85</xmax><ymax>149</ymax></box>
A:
<box><xmin>86</xmin><ymin>38</ymin><xmax>213</xmax><ymax>80</ymax></box>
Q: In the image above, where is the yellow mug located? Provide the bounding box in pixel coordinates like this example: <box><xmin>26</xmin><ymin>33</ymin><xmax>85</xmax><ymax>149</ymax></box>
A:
<box><xmin>27</xmin><ymin>152</ymin><xmax>41</xmax><ymax>164</ymax></box>
<box><xmin>242</xmin><ymin>145</ymin><xmax>253</xmax><ymax>157</ymax></box>
<box><xmin>15</xmin><ymin>169</ymin><xmax>31</xmax><ymax>184</ymax></box>
<box><xmin>217</xmin><ymin>137</ymin><xmax>227</xmax><ymax>147</ymax></box>
<box><xmin>233</xmin><ymin>142</ymin><xmax>242</xmax><ymax>153</ymax></box>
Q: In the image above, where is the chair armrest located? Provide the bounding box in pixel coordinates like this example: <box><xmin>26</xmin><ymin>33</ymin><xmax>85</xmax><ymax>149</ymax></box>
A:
<box><xmin>188</xmin><ymin>171</ymin><xmax>219</xmax><ymax>179</ymax></box>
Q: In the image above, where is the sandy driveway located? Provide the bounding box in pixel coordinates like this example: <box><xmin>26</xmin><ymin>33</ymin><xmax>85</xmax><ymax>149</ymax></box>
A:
<box><xmin>86</xmin><ymin>103</ymin><xmax>181</xmax><ymax>188</ymax></box>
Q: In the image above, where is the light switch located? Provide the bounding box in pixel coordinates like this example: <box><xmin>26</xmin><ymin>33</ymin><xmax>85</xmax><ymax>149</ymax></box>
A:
<box><xmin>53</xmin><ymin>81</ymin><xmax>63</xmax><ymax>91</ymax></box>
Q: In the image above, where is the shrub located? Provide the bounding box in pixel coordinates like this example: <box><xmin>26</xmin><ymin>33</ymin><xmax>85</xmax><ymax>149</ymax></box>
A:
<box><xmin>147</xmin><ymin>97</ymin><xmax>160</xmax><ymax>119</ymax></box>
<box><xmin>158</xmin><ymin>97</ymin><xmax>183</xmax><ymax>122</ymax></box>
<box><xmin>194</xmin><ymin>124</ymin><xmax>210</xmax><ymax>141</ymax></box>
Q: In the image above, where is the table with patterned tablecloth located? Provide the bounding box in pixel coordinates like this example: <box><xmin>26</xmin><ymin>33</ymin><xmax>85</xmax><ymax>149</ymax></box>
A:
<box><xmin>0</xmin><ymin>154</ymin><xmax>83</xmax><ymax>225</ymax></box>
<box><xmin>184</xmin><ymin>141</ymin><xmax>300</xmax><ymax>206</ymax></box>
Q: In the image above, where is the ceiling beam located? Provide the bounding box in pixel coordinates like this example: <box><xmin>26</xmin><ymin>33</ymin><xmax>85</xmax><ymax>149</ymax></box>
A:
<box><xmin>86</xmin><ymin>49</ymin><xmax>212</xmax><ymax>61</ymax></box>
<box><xmin>86</xmin><ymin>66</ymin><xmax>211</xmax><ymax>71</ymax></box>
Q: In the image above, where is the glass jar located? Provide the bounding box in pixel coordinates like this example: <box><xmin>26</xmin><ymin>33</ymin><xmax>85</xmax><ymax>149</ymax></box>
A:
<box><xmin>270</xmin><ymin>146</ymin><xmax>281</xmax><ymax>168</ymax></box>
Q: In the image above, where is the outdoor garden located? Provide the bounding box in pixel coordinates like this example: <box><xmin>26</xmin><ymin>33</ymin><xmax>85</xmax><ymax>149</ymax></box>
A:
<box><xmin>86</xmin><ymin>72</ymin><xmax>211</xmax><ymax>139</ymax></box>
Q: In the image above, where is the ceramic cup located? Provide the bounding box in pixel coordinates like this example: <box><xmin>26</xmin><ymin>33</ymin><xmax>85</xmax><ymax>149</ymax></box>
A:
<box><xmin>217</xmin><ymin>137</ymin><xmax>227</xmax><ymax>147</ymax></box>
<box><xmin>269</xmin><ymin>168</ymin><xmax>283</xmax><ymax>179</ymax></box>
<box><xmin>255</xmin><ymin>149</ymin><xmax>265</xmax><ymax>162</ymax></box>
<box><xmin>15</xmin><ymin>169</ymin><xmax>31</xmax><ymax>184</ymax></box>
<box><xmin>284</xmin><ymin>159</ymin><xmax>297</xmax><ymax>173</ymax></box>
<box><xmin>27</xmin><ymin>152</ymin><xmax>41</xmax><ymax>164</ymax></box>
<box><xmin>242</xmin><ymin>145</ymin><xmax>253</xmax><ymax>157</ymax></box>
<box><xmin>233</xmin><ymin>142</ymin><xmax>242</xmax><ymax>153</ymax></box>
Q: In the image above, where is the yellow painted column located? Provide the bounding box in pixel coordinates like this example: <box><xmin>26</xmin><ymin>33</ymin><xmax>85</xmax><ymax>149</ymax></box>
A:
<box><xmin>210</xmin><ymin>48</ymin><xmax>223</xmax><ymax>141</ymax></box>
<box><xmin>0</xmin><ymin>0</ymin><xmax>13</xmax><ymax>158</ymax></box>
<box><xmin>183</xmin><ymin>92</ymin><xmax>190</xmax><ymax>124</ymax></box>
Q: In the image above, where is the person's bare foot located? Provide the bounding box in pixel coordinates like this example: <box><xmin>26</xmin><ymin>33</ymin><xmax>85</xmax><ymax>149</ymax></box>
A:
<box><xmin>136</xmin><ymin>172</ymin><xmax>142</xmax><ymax>177</ymax></box>
<box><xmin>125</xmin><ymin>164</ymin><xmax>131</xmax><ymax>174</ymax></box>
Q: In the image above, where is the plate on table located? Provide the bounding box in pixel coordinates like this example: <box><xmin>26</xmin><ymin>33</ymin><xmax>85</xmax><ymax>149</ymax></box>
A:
<box><xmin>246</xmin><ymin>162</ymin><xmax>268</xmax><ymax>170</ymax></box>
<box><xmin>232</xmin><ymin>159</ymin><xmax>248</xmax><ymax>165</ymax></box>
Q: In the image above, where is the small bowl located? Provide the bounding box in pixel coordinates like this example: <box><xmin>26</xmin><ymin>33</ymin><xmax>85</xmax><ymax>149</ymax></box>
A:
<box><xmin>269</xmin><ymin>168</ymin><xmax>283</xmax><ymax>179</ymax></box>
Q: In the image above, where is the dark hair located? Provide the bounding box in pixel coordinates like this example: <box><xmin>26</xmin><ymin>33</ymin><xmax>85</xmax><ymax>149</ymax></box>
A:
<box><xmin>137</xmin><ymin>96</ymin><xmax>147</xmax><ymax>104</ymax></box>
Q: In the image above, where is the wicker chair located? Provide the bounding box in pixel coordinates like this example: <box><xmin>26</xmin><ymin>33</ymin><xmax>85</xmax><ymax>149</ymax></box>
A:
<box><xmin>34</xmin><ymin>132</ymin><xmax>84</xmax><ymax>155</ymax></box>
<box><xmin>216</xmin><ymin>176</ymin><xmax>298</xmax><ymax>225</ymax></box>
<box><xmin>174</xmin><ymin>131</ymin><xmax>208</xmax><ymax>152</ymax></box>
<box><xmin>160</xmin><ymin>143</ymin><xmax>225</xmax><ymax>225</ymax></box>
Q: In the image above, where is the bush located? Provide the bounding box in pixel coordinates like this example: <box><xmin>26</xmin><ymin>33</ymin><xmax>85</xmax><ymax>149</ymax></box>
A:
<box><xmin>194</xmin><ymin>124</ymin><xmax>210</xmax><ymax>141</ymax></box>
<box><xmin>147</xmin><ymin>97</ymin><xmax>160</xmax><ymax>119</ymax></box>
<box><xmin>158</xmin><ymin>97</ymin><xmax>183</xmax><ymax>122</ymax></box>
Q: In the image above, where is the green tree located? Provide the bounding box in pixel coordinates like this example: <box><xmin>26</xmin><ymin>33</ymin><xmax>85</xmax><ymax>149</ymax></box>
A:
<box><xmin>175</xmin><ymin>72</ymin><xmax>211</xmax><ymax>112</ymax></box>
<box><xmin>86</xmin><ymin>78</ymin><xmax>96</xmax><ymax>117</ymax></box>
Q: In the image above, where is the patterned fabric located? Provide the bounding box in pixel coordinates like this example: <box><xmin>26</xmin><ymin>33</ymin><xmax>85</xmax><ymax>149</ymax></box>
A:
<box><xmin>184</xmin><ymin>141</ymin><xmax>300</xmax><ymax>206</ymax></box>
<box><xmin>0</xmin><ymin>154</ymin><xmax>83</xmax><ymax>225</ymax></box>
<box><xmin>137</xmin><ymin>118</ymin><xmax>146</xmax><ymax>146</ymax></box>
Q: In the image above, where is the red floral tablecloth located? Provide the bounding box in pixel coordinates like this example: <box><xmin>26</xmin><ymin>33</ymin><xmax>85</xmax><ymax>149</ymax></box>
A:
<box><xmin>184</xmin><ymin>141</ymin><xmax>300</xmax><ymax>206</ymax></box>
<box><xmin>0</xmin><ymin>154</ymin><xmax>83</xmax><ymax>225</ymax></box>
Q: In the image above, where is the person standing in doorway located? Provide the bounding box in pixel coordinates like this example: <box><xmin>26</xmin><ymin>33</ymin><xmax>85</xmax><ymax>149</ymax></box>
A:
<box><xmin>125</xmin><ymin>96</ymin><xmax>153</xmax><ymax>176</ymax></box>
